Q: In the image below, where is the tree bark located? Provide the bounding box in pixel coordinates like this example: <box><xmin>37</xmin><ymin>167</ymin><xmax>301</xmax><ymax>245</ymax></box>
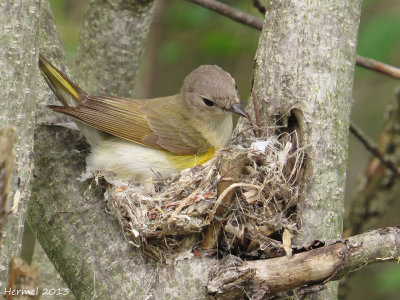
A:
<box><xmin>24</xmin><ymin>0</ymin><xmax>379</xmax><ymax>299</ymax></box>
<box><xmin>28</xmin><ymin>1</ymin><xmax>219</xmax><ymax>299</ymax></box>
<box><xmin>74</xmin><ymin>0</ymin><xmax>156</xmax><ymax>97</ymax></box>
<box><xmin>0</xmin><ymin>128</ymin><xmax>16</xmax><ymax>244</ymax></box>
<box><xmin>250</xmin><ymin>1</ymin><xmax>362</xmax><ymax>298</ymax></box>
<box><xmin>207</xmin><ymin>226</ymin><xmax>400</xmax><ymax>299</ymax></box>
<box><xmin>31</xmin><ymin>243</ymin><xmax>75</xmax><ymax>299</ymax></box>
<box><xmin>0</xmin><ymin>0</ymin><xmax>41</xmax><ymax>288</ymax></box>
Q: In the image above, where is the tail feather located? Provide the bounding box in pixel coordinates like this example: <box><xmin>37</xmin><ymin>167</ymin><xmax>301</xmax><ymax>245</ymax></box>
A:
<box><xmin>39</xmin><ymin>55</ymin><xmax>86</xmax><ymax>107</ymax></box>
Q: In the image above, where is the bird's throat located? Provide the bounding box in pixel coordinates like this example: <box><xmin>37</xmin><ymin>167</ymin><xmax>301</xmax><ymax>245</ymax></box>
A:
<box><xmin>193</xmin><ymin>114</ymin><xmax>233</xmax><ymax>150</ymax></box>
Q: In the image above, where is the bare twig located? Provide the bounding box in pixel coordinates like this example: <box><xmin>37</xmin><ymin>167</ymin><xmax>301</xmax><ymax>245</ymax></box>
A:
<box><xmin>186</xmin><ymin>0</ymin><xmax>263</xmax><ymax>30</ymax></box>
<box><xmin>187</xmin><ymin>0</ymin><xmax>400</xmax><ymax>175</ymax></box>
<box><xmin>349</xmin><ymin>122</ymin><xmax>400</xmax><ymax>176</ymax></box>
<box><xmin>344</xmin><ymin>90</ymin><xmax>400</xmax><ymax>237</ymax></box>
<box><xmin>251</xmin><ymin>90</ymin><xmax>262</xmax><ymax>137</ymax></box>
<box><xmin>253</xmin><ymin>0</ymin><xmax>266</xmax><ymax>15</ymax></box>
<box><xmin>187</xmin><ymin>0</ymin><xmax>400</xmax><ymax>80</ymax></box>
<box><xmin>356</xmin><ymin>54</ymin><xmax>400</xmax><ymax>79</ymax></box>
<box><xmin>208</xmin><ymin>226</ymin><xmax>400</xmax><ymax>299</ymax></box>
<box><xmin>201</xmin><ymin>151</ymin><xmax>248</xmax><ymax>250</ymax></box>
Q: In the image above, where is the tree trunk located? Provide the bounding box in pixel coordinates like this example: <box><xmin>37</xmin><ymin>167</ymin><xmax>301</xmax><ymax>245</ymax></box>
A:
<box><xmin>25</xmin><ymin>0</ymin><xmax>370</xmax><ymax>299</ymax></box>
<box><xmin>0</xmin><ymin>0</ymin><xmax>41</xmax><ymax>287</ymax></box>
<box><xmin>0</xmin><ymin>128</ymin><xmax>16</xmax><ymax>244</ymax></box>
<box><xmin>74</xmin><ymin>0</ymin><xmax>156</xmax><ymax>97</ymax></box>
<box><xmin>28</xmin><ymin>1</ymin><xmax>218</xmax><ymax>299</ymax></box>
<box><xmin>31</xmin><ymin>243</ymin><xmax>74</xmax><ymax>300</ymax></box>
<box><xmin>251</xmin><ymin>1</ymin><xmax>361</xmax><ymax>298</ymax></box>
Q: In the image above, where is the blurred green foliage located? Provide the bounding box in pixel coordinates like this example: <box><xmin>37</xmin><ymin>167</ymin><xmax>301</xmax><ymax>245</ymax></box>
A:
<box><xmin>374</xmin><ymin>265</ymin><xmax>400</xmax><ymax>294</ymax></box>
<box><xmin>159</xmin><ymin>40</ymin><xmax>184</xmax><ymax>65</ymax></box>
<box><xmin>145</xmin><ymin>0</ymin><xmax>259</xmax><ymax>100</ymax></box>
<box><xmin>48</xmin><ymin>0</ymin><xmax>259</xmax><ymax>99</ymax></box>
<box><xmin>48</xmin><ymin>0</ymin><xmax>88</xmax><ymax>62</ymax></box>
<box><xmin>363</xmin><ymin>0</ymin><xmax>383</xmax><ymax>5</ymax></box>
<box><xmin>358</xmin><ymin>14</ymin><xmax>400</xmax><ymax>61</ymax></box>
<box><xmin>167</xmin><ymin>4</ymin><xmax>213</xmax><ymax>29</ymax></box>
<box><xmin>41</xmin><ymin>1</ymin><xmax>400</xmax><ymax>300</ymax></box>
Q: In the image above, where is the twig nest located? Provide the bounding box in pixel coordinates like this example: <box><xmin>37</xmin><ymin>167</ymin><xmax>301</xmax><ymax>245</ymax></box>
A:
<box><xmin>103</xmin><ymin>123</ymin><xmax>304</xmax><ymax>261</ymax></box>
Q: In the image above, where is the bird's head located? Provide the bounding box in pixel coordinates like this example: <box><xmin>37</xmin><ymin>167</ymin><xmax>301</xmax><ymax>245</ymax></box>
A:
<box><xmin>182</xmin><ymin>65</ymin><xmax>247</xmax><ymax>118</ymax></box>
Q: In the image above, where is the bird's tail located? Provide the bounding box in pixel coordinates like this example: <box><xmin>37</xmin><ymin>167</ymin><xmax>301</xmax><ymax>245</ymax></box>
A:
<box><xmin>38</xmin><ymin>55</ymin><xmax>86</xmax><ymax>107</ymax></box>
<box><xmin>39</xmin><ymin>55</ymin><xmax>105</xmax><ymax>146</ymax></box>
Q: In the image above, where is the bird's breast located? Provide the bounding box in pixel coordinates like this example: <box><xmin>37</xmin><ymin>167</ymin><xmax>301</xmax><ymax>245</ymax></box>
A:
<box><xmin>87</xmin><ymin>139</ymin><xmax>215</xmax><ymax>181</ymax></box>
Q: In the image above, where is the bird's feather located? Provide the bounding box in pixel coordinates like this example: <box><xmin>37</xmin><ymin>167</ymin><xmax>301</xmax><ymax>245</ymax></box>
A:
<box><xmin>40</xmin><ymin>55</ymin><xmax>217</xmax><ymax>156</ymax></box>
<box><xmin>49</xmin><ymin>95</ymin><xmax>211</xmax><ymax>155</ymax></box>
<box><xmin>39</xmin><ymin>55</ymin><xmax>85</xmax><ymax>106</ymax></box>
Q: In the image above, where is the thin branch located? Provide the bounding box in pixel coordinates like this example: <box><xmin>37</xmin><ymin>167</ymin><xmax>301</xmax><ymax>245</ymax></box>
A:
<box><xmin>188</xmin><ymin>0</ymin><xmax>400</xmax><ymax>176</ymax></box>
<box><xmin>186</xmin><ymin>0</ymin><xmax>263</xmax><ymax>30</ymax></box>
<box><xmin>252</xmin><ymin>0</ymin><xmax>266</xmax><ymax>15</ymax></box>
<box><xmin>344</xmin><ymin>90</ymin><xmax>400</xmax><ymax>237</ymax></box>
<box><xmin>187</xmin><ymin>0</ymin><xmax>400</xmax><ymax>80</ymax></box>
<box><xmin>349</xmin><ymin>122</ymin><xmax>400</xmax><ymax>176</ymax></box>
<box><xmin>208</xmin><ymin>226</ymin><xmax>400</xmax><ymax>299</ymax></box>
<box><xmin>356</xmin><ymin>54</ymin><xmax>400</xmax><ymax>79</ymax></box>
<box><xmin>251</xmin><ymin>89</ymin><xmax>262</xmax><ymax>137</ymax></box>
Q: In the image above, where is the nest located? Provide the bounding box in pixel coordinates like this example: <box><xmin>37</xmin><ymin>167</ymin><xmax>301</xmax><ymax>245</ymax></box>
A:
<box><xmin>103</xmin><ymin>121</ymin><xmax>305</xmax><ymax>261</ymax></box>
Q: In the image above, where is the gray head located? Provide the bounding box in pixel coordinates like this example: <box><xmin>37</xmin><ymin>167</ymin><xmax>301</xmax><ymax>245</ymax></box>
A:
<box><xmin>182</xmin><ymin>65</ymin><xmax>247</xmax><ymax>118</ymax></box>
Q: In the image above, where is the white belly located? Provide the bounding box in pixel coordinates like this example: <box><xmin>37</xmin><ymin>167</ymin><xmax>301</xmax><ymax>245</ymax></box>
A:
<box><xmin>87</xmin><ymin>139</ymin><xmax>179</xmax><ymax>182</ymax></box>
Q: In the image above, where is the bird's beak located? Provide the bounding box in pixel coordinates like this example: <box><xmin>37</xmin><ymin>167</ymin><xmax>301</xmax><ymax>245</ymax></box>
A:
<box><xmin>228</xmin><ymin>102</ymin><xmax>248</xmax><ymax>118</ymax></box>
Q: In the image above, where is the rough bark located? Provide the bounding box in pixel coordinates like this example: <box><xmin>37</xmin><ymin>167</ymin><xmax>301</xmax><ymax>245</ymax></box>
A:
<box><xmin>0</xmin><ymin>128</ymin><xmax>16</xmax><ymax>244</ymax></box>
<box><xmin>31</xmin><ymin>242</ymin><xmax>78</xmax><ymax>299</ymax></box>
<box><xmin>207</xmin><ymin>226</ymin><xmax>400</xmax><ymax>299</ymax></box>
<box><xmin>28</xmin><ymin>1</ymin><xmax>220</xmax><ymax>299</ymax></box>
<box><xmin>24</xmin><ymin>0</ymin><xmax>375</xmax><ymax>299</ymax></box>
<box><xmin>250</xmin><ymin>1</ymin><xmax>362</xmax><ymax>298</ymax></box>
<box><xmin>29</xmin><ymin>124</ymin><xmax>218</xmax><ymax>299</ymax></box>
<box><xmin>74</xmin><ymin>0</ymin><xmax>156</xmax><ymax>97</ymax></box>
<box><xmin>0</xmin><ymin>0</ymin><xmax>41</xmax><ymax>287</ymax></box>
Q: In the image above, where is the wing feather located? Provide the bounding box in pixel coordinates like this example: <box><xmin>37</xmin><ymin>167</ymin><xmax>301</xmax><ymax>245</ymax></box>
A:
<box><xmin>49</xmin><ymin>95</ymin><xmax>211</xmax><ymax>155</ymax></box>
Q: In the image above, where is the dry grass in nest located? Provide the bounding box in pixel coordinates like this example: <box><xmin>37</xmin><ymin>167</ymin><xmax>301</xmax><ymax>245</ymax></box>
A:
<box><xmin>103</xmin><ymin>121</ymin><xmax>305</xmax><ymax>261</ymax></box>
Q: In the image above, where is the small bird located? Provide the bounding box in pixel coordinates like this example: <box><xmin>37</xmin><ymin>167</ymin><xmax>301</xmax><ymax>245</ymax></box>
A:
<box><xmin>39</xmin><ymin>55</ymin><xmax>247</xmax><ymax>181</ymax></box>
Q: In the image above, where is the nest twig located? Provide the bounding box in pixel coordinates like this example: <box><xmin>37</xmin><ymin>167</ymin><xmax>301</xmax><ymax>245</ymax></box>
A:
<box><xmin>103</xmin><ymin>120</ymin><xmax>305</xmax><ymax>261</ymax></box>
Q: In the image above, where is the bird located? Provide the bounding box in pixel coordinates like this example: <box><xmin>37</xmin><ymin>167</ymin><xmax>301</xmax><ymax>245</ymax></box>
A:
<box><xmin>38</xmin><ymin>55</ymin><xmax>247</xmax><ymax>182</ymax></box>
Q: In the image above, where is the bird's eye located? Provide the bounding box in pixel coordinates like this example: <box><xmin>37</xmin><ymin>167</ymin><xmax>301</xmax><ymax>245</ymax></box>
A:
<box><xmin>202</xmin><ymin>98</ymin><xmax>214</xmax><ymax>107</ymax></box>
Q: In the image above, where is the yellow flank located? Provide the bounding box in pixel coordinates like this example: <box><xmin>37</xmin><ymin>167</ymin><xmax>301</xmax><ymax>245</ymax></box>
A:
<box><xmin>168</xmin><ymin>147</ymin><xmax>215</xmax><ymax>170</ymax></box>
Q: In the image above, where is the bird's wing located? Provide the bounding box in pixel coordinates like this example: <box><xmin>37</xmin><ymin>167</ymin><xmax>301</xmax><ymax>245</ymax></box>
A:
<box><xmin>49</xmin><ymin>95</ymin><xmax>210</xmax><ymax>155</ymax></box>
<box><xmin>140</xmin><ymin>98</ymin><xmax>211</xmax><ymax>155</ymax></box>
